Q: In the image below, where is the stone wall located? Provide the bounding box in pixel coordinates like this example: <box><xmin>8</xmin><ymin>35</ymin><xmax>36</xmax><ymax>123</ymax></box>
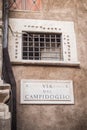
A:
<box><xmin>9</xmin><ymin>0</ymin><xmax>87</xmax><ymax>130</ymax></box>
<box><xmin>0</xmin><ymin>103</ymin><xmax>11</xmax><ymax>130</ymax></box>
<box><xmin>0</xmin><ymin>2</ymin><xmax>11</xmax><ymax>130</ymax></box>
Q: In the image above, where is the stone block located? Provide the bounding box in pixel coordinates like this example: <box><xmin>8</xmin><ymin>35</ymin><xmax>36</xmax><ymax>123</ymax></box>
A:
<box><xmin>0</xmin><ymin>118</ymin><xmax>11</xmax><ymax>130</ymax></box>
<box><xmin>0</xmin><ymin>83</ymin><xmax>10</xmax><ymax>103</ymax></box>
<box><xmin>0</xmin><ymin>11</ymin><xmax>2</xmax><ymax>19</ymax></box>
<box><xmin>0</xmin><ymin>104</ymin><xmax>11</xmax><ymax>130</ymax></box>
<box><xmin>0</xmin><ymin>28</ymin><xmax>2</xmax><ymax>37</ymax></box>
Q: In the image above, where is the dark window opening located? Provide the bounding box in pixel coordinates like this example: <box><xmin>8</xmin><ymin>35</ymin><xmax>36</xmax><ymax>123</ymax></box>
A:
<box><xmin>22</xmin><ymin>32</ymin><xmax>63</xmax><ymax>61</ymax></box>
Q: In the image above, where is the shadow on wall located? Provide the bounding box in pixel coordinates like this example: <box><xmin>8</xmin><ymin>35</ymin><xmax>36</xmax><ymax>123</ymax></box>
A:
<box><xmin>71</xmin><ymin>115</ymin><xmax>87</xmax><ymax>130</ymax></box>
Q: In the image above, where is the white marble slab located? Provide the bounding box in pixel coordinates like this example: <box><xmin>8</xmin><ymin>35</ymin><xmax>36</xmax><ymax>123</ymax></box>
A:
<box><xmin>20</xmin><ymin>80</ymin><xmax>74</xmax><ymax>104</ymax></box>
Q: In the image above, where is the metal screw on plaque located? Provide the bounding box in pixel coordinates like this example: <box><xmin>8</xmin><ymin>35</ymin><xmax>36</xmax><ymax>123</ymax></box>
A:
<box><xmin>66</xmin><ymin>85</ymin><xmax>68</xmax><ymax>88</ymax></box>
<box><xmin>26</xmin><ymin>84</ymin><xmax>29</xmax><ymax>87</ymax></box>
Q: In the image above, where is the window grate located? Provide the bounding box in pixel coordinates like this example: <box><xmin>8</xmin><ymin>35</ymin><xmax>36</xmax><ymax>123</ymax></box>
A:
<box><xmin>22</xmin><ymin>32</ymin><xmax>63</xmax><ymax>61</ymax></box>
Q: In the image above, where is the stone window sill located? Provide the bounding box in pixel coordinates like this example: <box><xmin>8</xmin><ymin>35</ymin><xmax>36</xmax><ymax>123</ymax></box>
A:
<box><xmin>11</xmin><ymin>60</ymin><xmax>80</xmax><ymax>67</ymax></box>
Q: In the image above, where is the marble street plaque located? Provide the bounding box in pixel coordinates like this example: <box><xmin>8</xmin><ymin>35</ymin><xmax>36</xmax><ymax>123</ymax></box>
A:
<box><xmin>20</xmin><ymin>80</ymin><xmax>74</xmax><ymax>104</ymax></box>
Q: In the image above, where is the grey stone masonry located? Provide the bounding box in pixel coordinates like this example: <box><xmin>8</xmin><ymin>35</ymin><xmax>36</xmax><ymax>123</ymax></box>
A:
<box><xmin>0</xmin><ymin>81</ymin><xmax>11</xmax><ymax>103</ymax></box>
<box><xmin>0</xmin><ymin>9</ymin><xmax>11</xmax><ymax>130</ymax></box>
<box><xmin>0</xmin><ymin>103</ymin><xmax>11</xmax><ymax>130</ymax></box>
<box><xmin>0</xmin><ymin>82</ymin><xmax>11</xmax><ymax>130</ymax></box>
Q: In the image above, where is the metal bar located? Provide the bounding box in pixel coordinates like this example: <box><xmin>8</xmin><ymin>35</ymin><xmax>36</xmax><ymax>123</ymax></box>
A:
<box><xmin>55</xmin><ymin>34</ymin><xmax>57</xmax><ymax>59</ymax></box>
<box><xmin>38</xmin><ymin>34</ymin><xmax>40</xmax><ymax>60</ymax></box>
<box><xmin>27</xmin><ymin>33</ymin><xmax>29</xmax><ymax>59</ymax></box>
<box><xmin>44</xmin><ymin>34</ymin><xmax>46</xmax><ymax>51</ymax></box>
<box><xmin>50</xmin><ymin>35</ymin><xmax>51</xmax><ymax>52</ymax></box>
<box><xmin>33</xmin><ymin>34</ymin><xmax>35</xmax><ymax>60</ymax></box>
<box><xmin>60</xmin><ymin>34</ymin><xmax>63</xmax><ymax>60</ymax></box>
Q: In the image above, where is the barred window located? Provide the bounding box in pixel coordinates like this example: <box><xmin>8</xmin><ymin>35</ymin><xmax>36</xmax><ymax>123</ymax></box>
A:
<box><xmin>9</xmin><ymin>19</ymin><xmax>79</xmax><ymax>66</ymax></box>
<box><xmin>22</xmin><ymin>32</ymin><xmax>63</xmax><ymax>61</ymax></box>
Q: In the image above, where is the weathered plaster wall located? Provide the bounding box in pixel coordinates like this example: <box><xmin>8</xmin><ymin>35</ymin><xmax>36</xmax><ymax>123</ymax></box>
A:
<box><xmin>9</xmin><ymin>0</ymin><xmax>87</xmax><ymax>130</ymax></box>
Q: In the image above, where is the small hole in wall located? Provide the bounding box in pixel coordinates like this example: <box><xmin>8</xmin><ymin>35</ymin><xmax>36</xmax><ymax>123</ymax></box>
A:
<box><xmin>59</xmin><ymin>28</ymin><xmax>61</xmax><ymax>31</ymax></box>
<box><xmin>68</xmin><ymin>49</ymin><xmax>70</xmax><ymax>51</ymax></box>
<box><xmin>43</xmin><ymin>27</ymin><xmax>45</xmax><ymax>30</ymax></box>
<box><xmin>15</xmin><ymin>45</ymin><xmax>18</xmax><ymax>48</ymax></box>
<box><xmin>16</xmin><ymin>42</ymin><xmax>19</xmax><ymax>44</ymax></box>
<box><xmin>15</xmin><ymin>49</ymin><xmax>17</xmax><ymax>52</ymax></box>
<box><xmin>15</xmin><ymin>56</ymin><xmax>17</xmax><ymax>59</ymax></box>
<box><xmin>36</xmin><ymin>26</ymin><xmax>38</xmax><ymax>28</ymax></box>
<box><xmin>68</xmin><ymin>45</ymin><xmax>70</xmax><ymax>47</ymax></box>
<box><xmin>55</xmin><ymin>28</ymin><xmax>57</xmax><ymax>30</ymax></box>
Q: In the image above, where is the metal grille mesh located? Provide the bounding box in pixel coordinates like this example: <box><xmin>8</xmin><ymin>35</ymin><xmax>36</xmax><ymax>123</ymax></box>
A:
<box><xmin>22</xmin><ymin>32</ymin><xmax>63</xmax><ymax>61</ymax></box>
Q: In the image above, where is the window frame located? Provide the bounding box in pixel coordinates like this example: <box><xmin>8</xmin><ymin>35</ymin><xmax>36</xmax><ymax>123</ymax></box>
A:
<box><xmin>10</xmin><ymin>0</ymin><xmax>42</xmax><ymax>12</ymax></box>
<box><xmin>8</xmin><ymin>18</ymin><xmax>80</xmax><ymax>67</ymax></box>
